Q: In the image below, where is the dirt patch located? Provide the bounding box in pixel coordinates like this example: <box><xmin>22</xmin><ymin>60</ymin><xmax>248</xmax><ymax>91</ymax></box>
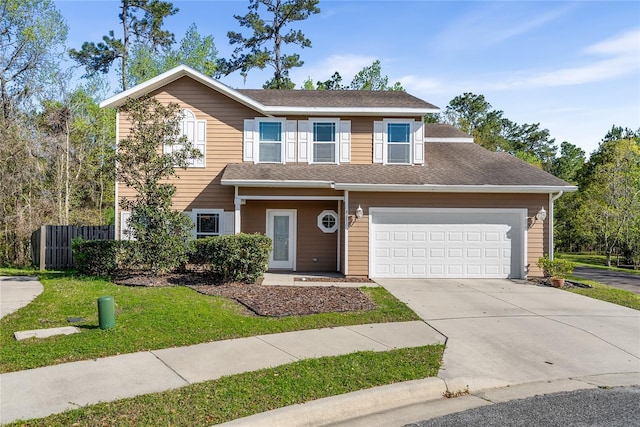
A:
<box><xmin>113</xmin><ymin>272</ymin><xmax>376</xmax><ymax>317</ymax></box>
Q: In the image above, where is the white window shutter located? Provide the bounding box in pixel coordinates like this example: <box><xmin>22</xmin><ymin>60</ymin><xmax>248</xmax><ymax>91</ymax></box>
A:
<box><xmin>339</xmin><ymin>120</ymin><xmax>351</xmax><ymax>163</ymax></box>
<box><xmin>373</xmin><ymin>121</ymin><xmax>384</xmax><ymax>163</ymax></box>
<box><xmin>413</xmin><ymin>120</ymin><xmax>424</xmax><ymax>165</ymax></box>
<box><xmin>285</xmin><ymin>120</ymin><xmax>297</xmax><ymax>163</ymax></box>
<box><xmin>298</xmin><ymin>120</ymin><xmax>309</xmax><ymax>162</ymax></box>
<box><xmin>120</xmin><ymin>211</ymin><xmax>133</xmax><ymax>240</ymax></box>
<box><xmin>223</xmin><ymin>212</ymin><xmax>235</xmax><ymax>235</ymax></box>
<box><xmin>243</xmin><ymin>119</ymin><xmax>255</xmax><ymax>162</ymax></box>
<box><xmin>193</xmin><ymin>120</ymin><xmax>206</xmax><ymax>167</ymax></box>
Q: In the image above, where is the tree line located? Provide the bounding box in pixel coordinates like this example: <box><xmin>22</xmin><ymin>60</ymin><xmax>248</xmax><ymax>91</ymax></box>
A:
<box><xmin>1</xmin><ymin>0</ymin><xmax>638</xmax><ymax>268</ymax></box>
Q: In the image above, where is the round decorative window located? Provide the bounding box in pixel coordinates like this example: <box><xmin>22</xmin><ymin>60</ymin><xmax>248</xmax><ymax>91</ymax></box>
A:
<box><xmin>317</xmin><ymin>210</ymin><xmax>339</xmax><ymax>233</ymax></box>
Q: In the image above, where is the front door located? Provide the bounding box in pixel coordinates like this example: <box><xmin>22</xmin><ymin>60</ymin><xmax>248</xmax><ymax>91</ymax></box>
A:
<box><xmin>266</xmin><ymin>210</ymin><xmax>296</xmax><ymax>270</ymax></box>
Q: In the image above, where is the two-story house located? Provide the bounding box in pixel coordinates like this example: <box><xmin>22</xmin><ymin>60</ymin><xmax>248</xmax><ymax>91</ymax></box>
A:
<box><xmin>101</xmin><ymin>65</ymin><xmax>576</xmax><ymax>279</ymax></box>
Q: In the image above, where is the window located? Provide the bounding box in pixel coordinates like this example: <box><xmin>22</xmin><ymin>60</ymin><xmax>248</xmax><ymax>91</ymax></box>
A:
<box><xmin>317</xmin><ymin>210</ymin><xmax>339</xmax><ymax>233</ymax></box>
<box><xmin>312</xmin><ymin>121</ymin><xmax>337</xmax><ymax>163</ymax></box>
<box><xmin>192</xmin><ymin>209</ymin><xmax>223</xmax><ymax>239</ymax></box>
<box><xmin>164</xmin><ymin>109</ymin><xmax>205</xmax><ymax>167</ymax></box>
<box><xmin>387</xmin><ymin>122</ymin><xmax>411</xmax><ymax>164</ymax></box>
<box><xmin>258</xmin><ymin>121</ymin><xmax>282</xmax><ymax>163</ymax></box>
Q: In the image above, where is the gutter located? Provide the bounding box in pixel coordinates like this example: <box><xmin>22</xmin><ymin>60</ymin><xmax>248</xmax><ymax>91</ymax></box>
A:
<box><xmin>221</xmin><ymin>179</ymin><xmax>335</xmax><ymax>189</ymax></box>
<box><xmin>333</xmin><ymin>183</ymin><xmax>578</xmax><ymax>193</ymax></box>
<box><xmin>221</xmin><ymin>180</ymin><xmax>578</xmax><ymax>194</ymax></box>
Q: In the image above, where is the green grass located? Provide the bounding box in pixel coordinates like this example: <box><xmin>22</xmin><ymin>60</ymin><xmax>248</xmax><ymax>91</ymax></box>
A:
<box><xmin>0</xmin><ymin>271</ymin><xmax>419</xmax><ymax>373</ymax></box>
<box><xmin>6</xmin><ymin>345</ymin><xmax>444</xmax><ymax>427</ymax></box>
<box><xmin>557</xmin><ymin>253</ymin><xmax>640</xmax><ymax>275</ymax></box>
<box><xmin>565</xmin><ymin>275</ymin><xmax>640</xmax><ymax>310</ymax></box>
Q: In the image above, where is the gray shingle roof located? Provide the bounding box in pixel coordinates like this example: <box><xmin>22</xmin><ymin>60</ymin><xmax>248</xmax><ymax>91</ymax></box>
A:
<box><xmin>222</xmin><ymin>143</ymin><xmax>573</xmax><ymax>189</ymax></box>
<box><xmin>237</xmin><ymin>89</ymin><xmax>438</xmax><ymax>110</ymax></box>
<box><xmin>424</xmin><ymin>123</ymin><xmax>471</xmax><ymax>139</ymax></box>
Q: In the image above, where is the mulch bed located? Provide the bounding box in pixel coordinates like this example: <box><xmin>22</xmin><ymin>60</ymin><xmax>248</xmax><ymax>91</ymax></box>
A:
<box><xmin>294</xmin><ymin>276</ymin><xmax>374</xmax><ymax>283</ymax></box>
<box><xmin>189</xmin><ymin>283</ymin><xmax>376</xmax><ymax>317</ymax></box>
<box><xmin>527</xmin><ymin>277</ymin><xmax>592</xmax><ymax>289</ymax></box>
<box><xmin>113</xmin><ymin>272</ymin><xmax>376</xmax><ymax>317</ymax></box>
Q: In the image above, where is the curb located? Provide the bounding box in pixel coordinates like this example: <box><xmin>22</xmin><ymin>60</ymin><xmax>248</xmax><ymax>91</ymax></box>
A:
<box><xmin>217</xmin><ymin>372</ymin><xmax>640</xmax><ymax>427</ymax></box>
<box><xmin>218</xmin><ymin>377</ymin><xmax>449</xmax><ymax>427</ymax></box>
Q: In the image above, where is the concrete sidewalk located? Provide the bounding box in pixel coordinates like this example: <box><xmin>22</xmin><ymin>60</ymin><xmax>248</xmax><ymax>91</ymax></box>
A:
<box><xmin>0</xmin><ymin>276</ymin><xmax>43</xmax><ymax>319</ymax></box>
<box><xmin>0</xmin><ymin>321</ymin><xmax>444</xmax><ymax>424</ymax></box>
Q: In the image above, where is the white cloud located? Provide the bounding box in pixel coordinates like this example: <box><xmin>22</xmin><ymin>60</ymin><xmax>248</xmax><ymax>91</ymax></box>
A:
<box><xmin>433</xmin><ymin>3</ymin><xmax>573</xmax><ymax>52</ymax></box>
<box><xmin>586</xmin><ymin>28</ymin><xmax>640</xmax><ymax>55</ymax></box>
<box><xmin>486</xmin><ymin>28</ymin><xmax>640</xmax><ymax>90</ymax></box>
<box><xmin>409</xmin><ymin>28</ymin><xmax>640</xmax><ymax>95</ymax></box>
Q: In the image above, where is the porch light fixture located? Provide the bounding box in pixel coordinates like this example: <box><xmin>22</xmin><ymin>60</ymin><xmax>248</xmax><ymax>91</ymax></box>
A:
<box><xmin>535</xmin><ymin>207</ymin><xmax>547</xmax><ymax>222</ymax></box>
<box><xmin>355</xmin><ymin>205</ymin><xmax>363</xmax><ymax>219</ymax></box>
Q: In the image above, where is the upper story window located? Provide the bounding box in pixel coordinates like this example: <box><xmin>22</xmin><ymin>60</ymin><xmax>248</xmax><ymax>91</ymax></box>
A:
<box><xmin>373</xmin><ymin>119</ymin><xmax>424</xmax><ymax>165</ymax></box>
<box><xmin>312</xmin><ymin>121</ymin><xmax>337</xmax><ymax>163</ymax></box>
<box><xmin>164</xmin><ymin>109</ymin><xmax>206</xmax><ymax>167</ymax></box>
<box><xmin>258</xmin><ymin>121</ymin><xmax>284</xmax><ymax>163</ymax></box>
<box><xmin>387</xmin><ymin>123</ymin><xmax>411</xmax><ymax>164</ymax></box>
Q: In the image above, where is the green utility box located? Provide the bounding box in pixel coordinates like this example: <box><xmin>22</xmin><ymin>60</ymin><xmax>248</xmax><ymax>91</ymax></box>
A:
<box><xmin>97</xmin><ymin>296</ymin><xmax>115</xmax><ymax>330</ymax></box>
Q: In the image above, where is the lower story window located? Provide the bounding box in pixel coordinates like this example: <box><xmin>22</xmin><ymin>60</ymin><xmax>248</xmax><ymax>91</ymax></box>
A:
<box><xmin>317</xmin><ymin>210</ymin><xmax>339</xmax><ymax>233</ymax></box>
<box><xmin>192</xmin><ymin>209</ymin><xmax>223</xmax><ymax>238</ymax></box>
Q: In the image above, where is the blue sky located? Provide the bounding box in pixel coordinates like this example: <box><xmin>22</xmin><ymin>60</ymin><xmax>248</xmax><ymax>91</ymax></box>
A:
<box><xmin>56</xmin><ymin>0</ymin><xmax>640</xmax><ymax>155</ymax></box>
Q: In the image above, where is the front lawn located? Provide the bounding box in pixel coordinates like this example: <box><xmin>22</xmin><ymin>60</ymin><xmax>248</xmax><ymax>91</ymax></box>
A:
<box><xmin>565</xmin><ymin>275</ymin><xmax>640</xmax><ymax>310</ymax></box>
<box><xmin>0</xmin><ymin>271</ymin><xmax>419</xmax><ymax>373</ymax></box>
<box><xmin>6</xmin><ymin>345</ymin><xmax>444</xmax><ymax>427</ymax></box>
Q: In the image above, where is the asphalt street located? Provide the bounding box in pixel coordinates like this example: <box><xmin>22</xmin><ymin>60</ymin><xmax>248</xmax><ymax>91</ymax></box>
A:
<box><xmin>573</xmin><ymin>266</ymin><xmax>640</xmax><ymax>294</ymax></box>
<box><xmin>407</xmin><ymin>386</ymin><xmax>640</xmax><ymax>427</ymax></box>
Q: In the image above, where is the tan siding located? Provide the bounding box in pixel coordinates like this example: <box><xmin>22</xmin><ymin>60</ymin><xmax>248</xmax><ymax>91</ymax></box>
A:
<box><xmin>242</xmin><ymin>200</ymin><xmax>339</xmax><ymax>272</ymax></box>
<box><xmin>116</xmin><ymin>77</ymin><xmax>264</xmax><ymax>236</ymax></box>
<box><xmin>350</xmin><ymin>117</ymin><xmax>376</xmax><ymax>164</ymax></box>
<box><xmin>346</xmin><ymin>192</ymin><xmax>549</xmax><ymax>277</ymax></box>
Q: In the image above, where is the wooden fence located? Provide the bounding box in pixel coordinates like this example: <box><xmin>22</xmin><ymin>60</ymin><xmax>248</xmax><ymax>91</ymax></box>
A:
<box><xmin>31</xmin><ymin>225</ymin><xmax>115</xmax><ymax>270</ymax></box>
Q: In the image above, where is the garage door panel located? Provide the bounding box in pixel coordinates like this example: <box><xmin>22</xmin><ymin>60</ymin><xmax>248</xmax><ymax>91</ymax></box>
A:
<box><xmin>448</xmin><ymin>248</ymin><xmax>464</xmax><ymax>259</ymax></box>
<box><xmin>371</xmin><ymin>210</ymin><xmax>523</xmax><ymax>279</ymax></box>
<box><xmin>412</xmin><ymin>232</ymin><xmax>426</xmax><ymax>241</ymax></box>
<box><xmin>429</xmin><ymin>231</ymin><xmax>445</xmax><ymax>242</ymax></box>
<box><xmin>466</xmin><ymin>248</ymin><xmax>482</xmax><ymax>258</ymax></box>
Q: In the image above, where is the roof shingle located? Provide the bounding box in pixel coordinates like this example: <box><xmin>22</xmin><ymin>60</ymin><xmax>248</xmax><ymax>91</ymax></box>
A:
<box><xmin>237</xmin><ymin>89</ymin><xmax>438</xmax><ymax>110</ymax></box>
<box><xmin>424</xmin><ymin>123</ymin><xmax>471</xmax><ymax>139</ymax></box>
<box><xmin>222</xmin><ymin>143</ymin><xmax>573</xmax><ymax>189</ymax></box>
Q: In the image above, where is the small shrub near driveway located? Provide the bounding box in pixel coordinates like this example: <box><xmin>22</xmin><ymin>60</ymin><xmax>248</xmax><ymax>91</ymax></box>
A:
<box><xmin>537</xmin><ymin>256</ymin><xmax>575</xmax><ymax>279</ymax></box>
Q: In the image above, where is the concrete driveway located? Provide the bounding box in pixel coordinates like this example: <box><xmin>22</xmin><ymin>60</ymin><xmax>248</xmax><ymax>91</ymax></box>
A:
<box><xmin>377</xmin><ymin>279</ymin><xmax>640</xmax><ymax>392</ymax></box>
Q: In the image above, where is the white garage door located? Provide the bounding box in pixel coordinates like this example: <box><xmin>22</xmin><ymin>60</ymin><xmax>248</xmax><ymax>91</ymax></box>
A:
<box><xmin>370</xmin><ymin>209</ymin><xmax>526</xmax><ymax>279</ymax></box>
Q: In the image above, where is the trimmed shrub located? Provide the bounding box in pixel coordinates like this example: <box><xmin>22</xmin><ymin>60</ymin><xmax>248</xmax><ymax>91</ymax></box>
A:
<box><xmin>73</xmin><ymin>239</ymin><xmax>143</xmax><ymax>276</ymax></box>
<box><xmin>188</xmin><ymin>233</ymin><xmax>272</xmax><ymax>283</ymax></box>
<box><xmin>73</xmin><ymin>239</ymin><xmax>118</xmax><ymax>276</ymax></box>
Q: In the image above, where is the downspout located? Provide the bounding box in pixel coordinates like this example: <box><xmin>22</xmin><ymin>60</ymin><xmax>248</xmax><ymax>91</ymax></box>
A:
<box><xmin>549</xmin><ymin>191</ymin><xmax>564</xmax><ymax>260</ymax></box>
<box><xmin>234</xmin><ymin>186</ymin><xmax>241</xmax><ymax>234</ymax></box>
<box><xmin>114</xmin><ymin>111</ymin><xmax>120</xmax><ymax>240</ymax></box>
<box><xmin>344</xmin><ymin>190</ymin><xmax>349</xmax><ymax>276</ymax></box>
<box><xmin>337</xmin><ymin>200</ymin><xmax>341</xmax><ymax>272</ymax></box>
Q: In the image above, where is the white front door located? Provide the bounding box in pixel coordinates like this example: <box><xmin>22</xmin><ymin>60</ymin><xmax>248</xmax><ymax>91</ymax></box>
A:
<box><xmin>266</xmin><ymin>210</ymin><xmax>296</xmax><ymax>270</ymax></box>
